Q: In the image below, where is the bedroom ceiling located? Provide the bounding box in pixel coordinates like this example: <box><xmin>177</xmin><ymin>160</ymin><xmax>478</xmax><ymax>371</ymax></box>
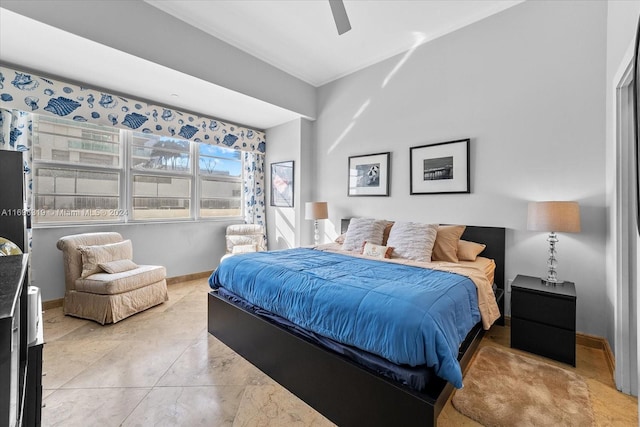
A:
<box><xmin>145</xmin><ymin>0</ymin><xmax>523</xmax><ymax>87</ymax></box>
<box><xmin>0</xmin><ymin>1</ymin><xmax>523</xmax><ymax>130</ymax></box>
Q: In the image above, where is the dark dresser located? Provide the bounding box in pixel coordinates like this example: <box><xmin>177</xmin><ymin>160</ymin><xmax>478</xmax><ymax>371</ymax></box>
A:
<box><xmin>0</xmin><ymin>254</ymin><xmax>29</xmax><ymax>427</ymax></box>
<box><xmin>0</xmin><ymin>151</ymin><xmax>42</xmax><ymax>426</ymax></box>
<box><xmin>510</xmin><ymin>274</ymin><xmax>576</xmax><ymax>366</ymax></box>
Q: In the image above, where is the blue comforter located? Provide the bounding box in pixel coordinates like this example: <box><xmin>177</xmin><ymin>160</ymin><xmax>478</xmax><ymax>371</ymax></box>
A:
<box><xmin>209</xmin><ymin>248</ymin><xmax>480</xmax><ymax>387</ymax></box>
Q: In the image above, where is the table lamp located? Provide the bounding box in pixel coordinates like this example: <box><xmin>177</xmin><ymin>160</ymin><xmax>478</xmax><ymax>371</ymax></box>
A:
<box><xmin>305</xmin><ymin>202</ymin><xmax>328</xmax><ymax>245</ymax></box>
<box><xmin>527</xmin><ymin>201</ymin><xmax>581</xmax><ymax>285</ymax></box>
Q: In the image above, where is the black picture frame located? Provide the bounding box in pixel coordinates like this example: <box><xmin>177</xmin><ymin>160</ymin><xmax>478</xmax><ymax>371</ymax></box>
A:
<box><xmin>410</xmin><ymin>139</ymin><xmax>470</xmax><ymax>195</ymax></box>
<box><xmin>270</xmin><ymin>161</ymin><xmax>294</xmax><ymax>207</ymax></box>
<box><xmin>348</xmin><ymin>152</ymin><xmax>390</xmax><ymax>197</ymax></box>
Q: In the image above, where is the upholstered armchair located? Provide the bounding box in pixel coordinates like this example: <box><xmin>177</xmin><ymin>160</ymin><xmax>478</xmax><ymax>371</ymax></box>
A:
<box><xmin>56</xmin><ymin>232</ymin><xmax>168</xmax><ymax>324</ymax></box>
<box><xmin>221</xmin><ymin>224</ymin><xmax>266</xmax><ymax>262</ymax></box>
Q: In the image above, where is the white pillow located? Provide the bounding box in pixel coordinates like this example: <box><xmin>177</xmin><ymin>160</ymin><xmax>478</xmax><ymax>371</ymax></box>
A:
<box><xmin>386</xmin><ymin>222</ymin><xmax>438</xmax><ymax>261</ymax></box>
<box><xmin>232</xmin><ymin>244</ymin><xmax>257</xmax><ymax>254</ymax></box>
<box><xmin>342</xmin><ymin>218</ymin><xmax>386</xmax><ymax>252</ymax></box>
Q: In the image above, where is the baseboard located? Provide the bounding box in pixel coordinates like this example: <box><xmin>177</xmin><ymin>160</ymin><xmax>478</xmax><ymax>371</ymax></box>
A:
<box><xmin>166</xmin><ymin>270</ymin><xmax>212</xmax><ymax>285</ymax></box>
<box><xmin>575</xmin><ymin>332</ymin><xmax>604</xmax><ymax>349</ymax></box>
<box><xmin>602</xmin><ymin>337</ymin><xmax>616</xmax><ymax>377</ymax></box>
<box><xmin>43</xmin><ymin>271</ymin><xmax>213</xmax><ymax>309</ymax></box>
<box><xmin>43</xmin><ymin>298</ymin><xmax>63</xmax><ymax>310</ymax></box>
<box><xmin>576</xmin><ymin>332</ymin><xmax>615</xmax><ymax>378</ymax></box>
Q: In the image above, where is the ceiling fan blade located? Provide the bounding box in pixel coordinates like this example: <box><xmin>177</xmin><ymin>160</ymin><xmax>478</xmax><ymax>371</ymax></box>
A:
<box><xmin>329</xmin><ymin>0</ymin><xmax>351</xmax><ymax>35</ymax></box>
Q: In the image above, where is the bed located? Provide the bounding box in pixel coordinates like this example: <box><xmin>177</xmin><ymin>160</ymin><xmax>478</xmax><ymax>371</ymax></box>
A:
<box><xmin>207</xmin><ymin>221</ymin><xmax>505</xmax><ymax>426</ymax></box>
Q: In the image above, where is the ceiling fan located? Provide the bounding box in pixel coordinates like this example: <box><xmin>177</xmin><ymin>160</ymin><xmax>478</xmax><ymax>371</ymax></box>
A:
<box><xmin>329</xmin><ymin>0</ymin><xmax>351</xmax><ymax>35</ymax></box>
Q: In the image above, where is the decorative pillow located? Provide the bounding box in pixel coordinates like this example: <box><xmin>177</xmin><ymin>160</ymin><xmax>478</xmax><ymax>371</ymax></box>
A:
<box><xmin>98</xmin><ymin>259</ymin><xmax>139</xmax><ymax>274</ymax></box>
<box><xmin>78</xmin><ymin>240</ymin><xmax>133</xmax><ymax>278</ymax></box>
<box><xmin>334</xmin><ymin>233</ymin><xmax>346</xmax><ymax>244</ymax></box>
<box><xmin>342</xmin><ymin>218</ymin><xmax>386</xmax><ymax>252</ymax></box>
<box><xmin>361</xmin><ymin>241</ymin><xmax>394</xmax><ymax>259</ymax></box>
<box><xmin>386</xmin><ymin>222</ymin><xmax>438</xmax><ymax>261</ymax></box>
<box><xmin>457</xmin><ymin>240</ymin><xmax>486</xmax><ymax>261</ymax></box>
<box><xmin>232</xmin><ymin>244</ymin><xmax>257</xmax><ymax>254</ymax></box>
<box><xmin>432</xmin><ymin>225</ymin><xmax>466</xmax><ymax>263</ymax></box>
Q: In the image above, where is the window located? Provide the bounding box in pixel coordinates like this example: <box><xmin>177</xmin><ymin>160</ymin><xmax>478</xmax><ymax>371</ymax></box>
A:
<box><xmin>131</xmin><ymin>133</ymin><xmax>192</xmax><ymax>220</ymax></box>
<box><xmin>31</xmin><ymin>115</ymin><xmax>244</xmax><ymax>224</ymax></box>
<box><xmin>199</xmin><ymin>144</ymin><xmax>243</xmax><ymax>217</ymax></box>
<box><xmin>32</xmin><ymin>116</ymin><xmax>122</xmax><ymax>223</ymax></box>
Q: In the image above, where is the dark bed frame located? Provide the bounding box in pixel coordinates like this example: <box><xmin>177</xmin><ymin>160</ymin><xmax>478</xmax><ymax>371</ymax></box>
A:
<box><xmin>207</xmin><ymin>224</ymin><xmax>505</xmax><ymax>426</ymax></box>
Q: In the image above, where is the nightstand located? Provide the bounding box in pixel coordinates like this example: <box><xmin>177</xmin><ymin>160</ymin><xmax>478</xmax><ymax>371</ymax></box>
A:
<box><xmin>510</xmin><ymin>274</ymin><xmax>576</xmax><ymax>366</ymax></box>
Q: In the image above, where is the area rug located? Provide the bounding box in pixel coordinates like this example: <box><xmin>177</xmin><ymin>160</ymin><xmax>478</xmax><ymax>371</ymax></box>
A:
<box><xmin>452</xmin><ymin>346</ymin><xmax>595</xmax><ymax>427</ymax></box>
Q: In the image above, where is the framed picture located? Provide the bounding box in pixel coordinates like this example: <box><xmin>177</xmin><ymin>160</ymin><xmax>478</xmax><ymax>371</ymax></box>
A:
<box><xmin>270</xmin><ymin>161</ymin><xmax>294</xmax><ymax>207</ymax></box>
<box><xmin>410</xmin><ymin>139</ymin><xmax>470</xmax><ymax>195</ymax></box>
<box><xmin>348</xmin><ymin>152</ymin><xmax>390</xmax><ymax>197</ymax></box>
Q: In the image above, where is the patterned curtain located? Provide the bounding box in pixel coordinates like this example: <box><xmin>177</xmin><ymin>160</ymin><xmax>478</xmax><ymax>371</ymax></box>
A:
<box><xmin>0</xmin><ymin>65</ymin><xmax>268</xmax><ymax>230</ymax></box>
<box><xmin>0</xmin><ymin>108</ymin><xmax>33</xmax><ymax>254</ymax></box>
<box><xmin>0</xmin><ymin>65</ymin><xmax>265</xmax><ymax>154</ymax></box>
<box><xmin>243</xmin><ymin>152</ymin><xmax>267</xmax><ymax>241</ymax></box>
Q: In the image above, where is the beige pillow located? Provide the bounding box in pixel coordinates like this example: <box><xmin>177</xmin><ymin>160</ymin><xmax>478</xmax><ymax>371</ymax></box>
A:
<box><xmin>335</xmin><ymin>233</ymin><xmax>346</xmax><ymax>244</ymax></box>
<box><xmin>431</xmin><ymin>225</ymin><xmax>466</xmax><ymax>262</ymax></box>
<box><xmin>457</xmin><ymin>240</ymin><xmax>486</xmax><ymax>261</ymax></box>
<box><xmin>386</xmin><ymin>221</ymin><xmax>438</xmax><ymax>262</ymax></box>
<box><xmin>232</xmin><ymin>244</ymin><xmax>257</xmax><ymax>254</ymax></box>
<box><xmin>99</xmin><ymin>259</ymin><xmax>139</xmax><ymax>274</ymax></box>
<box><xmin>78</xmin><ymin>240</ymin><xmax>133</xmax><ymax>278</ymax></box>
<box><xmin>361</xmin><ymin>241</ymin><xmax>394</xmax><ymax>259</ymax></box>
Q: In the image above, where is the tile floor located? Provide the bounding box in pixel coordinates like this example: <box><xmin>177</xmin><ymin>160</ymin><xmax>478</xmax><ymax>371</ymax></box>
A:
<box><xmin>41</xmin><ymin>278</ymin><xmax>637</xmax><ymax>426</ymax></box>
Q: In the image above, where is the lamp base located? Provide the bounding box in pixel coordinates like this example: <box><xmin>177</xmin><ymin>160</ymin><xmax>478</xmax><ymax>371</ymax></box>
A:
<box><xmin>541</xmin><ymin>278</ymin><xmax>565</xmax><ymax>287</ymax></box>
<box><xmin>544</xmin><ymin>232</ymin><xmax>560</xmax><ymax>287</ymax></box>
<box><xmin>313</xmin><ymin>220</ymin><xmax>320</xmax><ymax>246</ymax></box>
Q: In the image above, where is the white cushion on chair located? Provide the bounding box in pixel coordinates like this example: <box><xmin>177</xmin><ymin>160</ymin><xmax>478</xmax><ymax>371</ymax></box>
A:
<box><xmin>221</xmin><ymin>224</ymin><xmax>265</xmax><ymax>264</ymax></box>
<box><xmin>225</xmin><ymin>224</ymin><xmax>266</xmax><ymax>253</ymax></box>
<box><xmin>232</xmin><ymin>244</ymin><xmax>258</xmax><ymax>254</ymax></box>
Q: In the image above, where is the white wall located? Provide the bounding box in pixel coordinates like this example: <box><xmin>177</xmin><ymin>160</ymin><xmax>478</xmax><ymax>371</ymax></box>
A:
<box><xmin>265</xmin><ymin>118</ymin><xmax>315</xmax><ymax>248</ymax></box>
<box><xmin>265</xmin><ymin>120</ymin><xmax>301</xmax><ymax>249</ymax></box>
<box><xmin>32</xmin><ymin>220</ymin><xmax>237</xmax><ymax>302</ymax></box>
<box><xmin>314</xmin><ymin>1</ymin><xmax>607</xmax><ymax>336</ymax></box>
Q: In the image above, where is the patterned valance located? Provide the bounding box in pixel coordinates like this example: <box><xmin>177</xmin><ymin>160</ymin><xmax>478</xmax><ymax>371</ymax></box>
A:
<box><xmin>0</xmin><ymin>65</ymin><xmax>266</xmax><ymax>154</ymax></box>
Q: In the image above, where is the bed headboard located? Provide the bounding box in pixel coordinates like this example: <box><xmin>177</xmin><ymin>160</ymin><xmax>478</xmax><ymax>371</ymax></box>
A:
<box><xmin>340</xmin><ymin>219</ymin><xmax>506</xmax><ymax>323</ymax></box>
<box><xmin>460</xmin><ymin>226</ymin><xmax>506</xmax><ymax>292</ymax></box>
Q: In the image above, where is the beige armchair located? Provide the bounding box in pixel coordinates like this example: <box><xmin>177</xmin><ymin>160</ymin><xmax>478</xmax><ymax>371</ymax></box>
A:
<box><xmin>221</xmin><ymin>224</ymin><xmax>266</xmax><ymax>262</ymax></box>
<box><xmin>57</xmin><ymin>232</ymin><xmax>168</xmax><ymax>324</ymax></box>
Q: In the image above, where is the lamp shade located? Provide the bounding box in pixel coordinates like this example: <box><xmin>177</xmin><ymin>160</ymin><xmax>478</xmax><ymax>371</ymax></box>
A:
<box><xmin>527</xmin><ymin>201</ymin><xmax>581</xmax><ymax>233</ymax></box>
<box><xmin>305</xmin><ymin>202</ymin><xmax>328</xmax><ymax>220</ymax></box>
